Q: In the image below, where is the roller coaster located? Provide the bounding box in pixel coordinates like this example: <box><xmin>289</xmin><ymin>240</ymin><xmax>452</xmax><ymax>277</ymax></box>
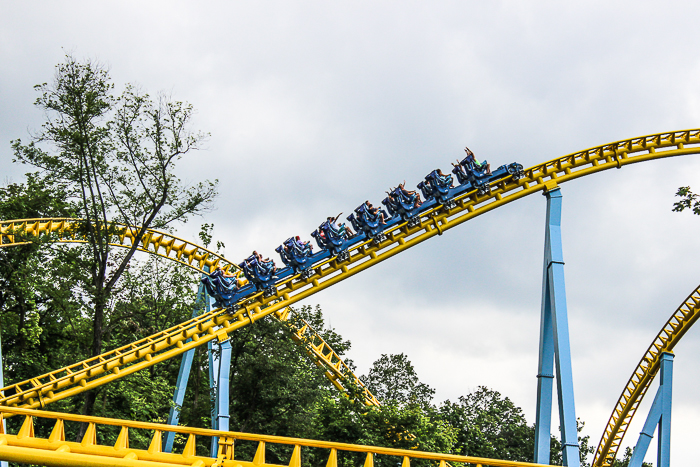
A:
<box><xmin>1</xmin><ymin>128</ymin><xmax>700</xmax><ymax>467</ymax></box>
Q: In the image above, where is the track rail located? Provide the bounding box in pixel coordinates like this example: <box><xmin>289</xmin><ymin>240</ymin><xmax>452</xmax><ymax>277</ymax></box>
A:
<box><xmin>3</xmin><ymin>128</ymin><xmax>700</xmax><ymax>413</ymax></box>
<box><xmin>278</xmin><ymin>308</ymin><xmax>380</xmax><ymax>407</ymax></box>
<box><xmin>0</xmin><ymin>221</ymin><xmax>378</xmax><ymax>408</ymax></box>
<box><xmin>0</xmin><ymin>406</ymin><xmax>549</xmax><ymax>467</ymax></box>
<box><xmin>0</xmin><ymin>218</ymin><xmax>237</xmax><ymax>275</ymax></box>
<box><xmin>592</xmin><ymin>285</ymin><xmax>700</xmax><ymax>466</ymax></box>
<box><xmin>3</xmin><ymin>128</ymin><xmax>700</xmax><ymax>464</ymax></box>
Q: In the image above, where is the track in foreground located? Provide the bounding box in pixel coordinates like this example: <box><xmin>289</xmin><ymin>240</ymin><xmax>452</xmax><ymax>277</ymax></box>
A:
<box><xmin>0</xmin><ymin>405</ymin><xmax>549</xmax><ymax>467</ymax></box>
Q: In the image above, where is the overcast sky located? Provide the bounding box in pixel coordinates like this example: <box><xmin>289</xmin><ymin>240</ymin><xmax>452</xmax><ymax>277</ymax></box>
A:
<box><xmin>3</xmin><ymin>1</ymin><xmax>700</xmax><ymax>464</ymax></box>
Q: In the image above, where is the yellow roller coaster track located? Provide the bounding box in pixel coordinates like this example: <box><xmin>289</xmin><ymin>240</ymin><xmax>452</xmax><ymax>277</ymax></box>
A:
<box><xmin>592</xmin><ymin>284</ymin><xmax>700</xmax><ymax>467</ymax></box>
<box><xmin>0</xmin><ymin>405</ymin><xmax>550</xmax><ymax>467</ymax></box>
<box><xmin>0</xmin><ymin>219</ymin><xmax>237</xmax><ymax>275</ymax></box>
<box><xmin>2</xmin><ymin>128</ymin><xmax>700</xmax><ymax>465</ymax></box>
<box><xmin>0</xmin><ymin>219</ymin><xmax>380</xmax><ymax>408</ymax></box>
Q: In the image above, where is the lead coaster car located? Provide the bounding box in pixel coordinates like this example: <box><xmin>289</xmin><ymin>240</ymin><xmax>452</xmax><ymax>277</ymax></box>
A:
<box><xmin>452</xmin><ymin>158</ymin><xmax>524</xmax><ymax>194</ymax></box>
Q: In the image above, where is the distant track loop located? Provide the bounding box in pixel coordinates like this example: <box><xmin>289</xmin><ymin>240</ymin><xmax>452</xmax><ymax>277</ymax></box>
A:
<box><xmin>593</xmin><ymin>285</ymin><xmax>700</xmax><ymax>466</ymax></box>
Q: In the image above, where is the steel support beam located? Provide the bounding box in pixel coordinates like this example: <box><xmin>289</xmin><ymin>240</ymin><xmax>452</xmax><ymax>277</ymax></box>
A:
<box><xmin>534</xmin><ymin>185</ymin><xmax>580</xmax><ymax>467</ymax></box>
<box><xmin>210</xmin><ymin>337</ymin><xmax>231</xmax><ymax>456</ymax></box>
<box><xmin>164</xmin><ymin>268</ymin><xmax>211</xmax><ymax>453</ymax></box>
<box><xmin>629</xmin><ymin>352</ymin><xmax>674</xmax><ymax>467</ymax></box>
<box><xmin>0</xmin><ymin>324</ymin><xmax>7</xmax><ymax>467</ymax></box>
<box><xmin>208</xmin><ymin>338</ymin><xmax>219</xmax><ymax>455</ymax></box>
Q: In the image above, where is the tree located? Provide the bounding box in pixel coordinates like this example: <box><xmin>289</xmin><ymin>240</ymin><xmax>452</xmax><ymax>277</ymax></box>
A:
<box><xmin>0</xmin><ymin>179</ymin><xmax>85</xmax><ymax>388</ymax></box>
<box><xmin>11</xmin><ymin>55</ymin><xmax>218</xmax><ymax>419</ymax></box>
<box><xmin>673</xmin><ymin>186</ymin><xmax>700</xmax><ymax>215</ymax></box>
<box><xmin>610</xmin><ymin>447</ymin><xmax>652</xmax><ymax>467</ymax></box>
<box><xmin>315</xmin><ymin>353</ymin><xmax>455</xmax><ymax>467</ymax></box>
<box><xmin>440</xmin><ymin>386</ymin><xmax>535</xmax><ymax>462</ymax></box>
<box><xmin>361</xmin><ymin>353</ymin><xmax>436</xmax><ymax>408</ymax></box>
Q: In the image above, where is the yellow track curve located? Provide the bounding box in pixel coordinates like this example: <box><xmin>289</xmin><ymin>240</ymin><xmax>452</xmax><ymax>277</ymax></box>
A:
<box><xmin>3</xmin><ymin>128</ymin><xmax>700</xmax><ymax>465</ymax></box>
<box><xmin>0</xmin><ymin>219</ymin><xmax>237</xmax><ymax>275</ymax></box>
<box><xmin>592</xmin><ymin>285</ymin><xmax>700</xmax><ymax>466</ymax></box>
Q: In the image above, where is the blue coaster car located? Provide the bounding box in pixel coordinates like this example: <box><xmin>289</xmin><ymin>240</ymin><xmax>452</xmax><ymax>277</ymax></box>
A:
<box><xmin>239</xmin><ymin>254</ymin><xmax>278</xmax><ymax>290</ymax></box>
<box><xmin>418</xmin><ymin>170</ymin><xmax>454</xmax><ymax>204</ymax></box>
<box><xmin>275</xmin><ymin>237</ymin><xmax>314</xmax><ymax>273</ymax></box>
<box><xmin>452</xmin><ymin>156</ymin><xmax>524</xmax><ymax>194</ymax></box>
<box><xmin>347</xmin><ymin>202</ymin><xmax>389</xmax><ymax>238</ymax></box>
<box><xmin>382</xmin><ymin>187</ymin><xmax>422</xmax><ymax>221</ymax></box>
<box><xmin>311</xmin><ymin>220</ymin><xmax>351</xmax><ymax>256</ymax></box>
<box><xmin>201</xmin><ymin>268</ymin><xmax>241</xmax><ymax>308</ymax></box>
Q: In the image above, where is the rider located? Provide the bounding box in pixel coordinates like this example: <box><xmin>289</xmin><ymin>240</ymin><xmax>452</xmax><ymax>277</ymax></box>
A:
<box><xmin>214</xmin><ymin>266</ymin><xmax>246</xmax><ymax>287</ymax></box>
<box><xmin>245</xmin><ymin>250</ymin><xmax>276</xmax><ymax>272</ymax></box>
<box><xmin>398</xmin><ymin>181</ymin><xmax>423</xmax><ymax>208</ymax></box>
<box><xmin>463</xmin><ymin>147</ymin><xmax>491</xmax><ymax>175</ymax></box>
<box><xmin>364</xmin><ymin>200</ymin><xmax>387</xmax><ymax>225</ymax></box>
<box><xmin>293</xmin><ymin>235</ymin><xmax>312</xmax><ymax>250</ymax></box>
<box><xmin>435</xmin><ymin>168</ymin><xmax>454</xmax><ymax>188</ymax></box>
<box><xmin>287</xmin><ymin>235</ymin><xmax>312</xmax><ymax>254</ymax></box>
<box><xmin>328</xmin><ymin>215</ymin><xmax>355</xmax><ymax>238</ymax></box>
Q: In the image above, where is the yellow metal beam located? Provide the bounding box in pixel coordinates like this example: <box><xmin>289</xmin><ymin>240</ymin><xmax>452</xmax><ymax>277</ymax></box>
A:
<box><xmin>0</xmin><ymin>406</ymin><xmax>551</xmax><ymax>467</ymax></box>
<box><xmin>0</xmin><ymin>219</ymin><xmax>238</xmax><ymax>275</ymax></box>
<box><xmin>276</xmin><ymin>308</ymin><xmax>380</xmax><ymax>407</ymax></box>
<box><xmin>3</xmin><ymin>128</ymin><xmax>700</xmax><ymax>416</ymax></box>
<box><xmin>592</xmin><ymin>285</ymin><xmax>700</xmax><ymax>466</ymax></box>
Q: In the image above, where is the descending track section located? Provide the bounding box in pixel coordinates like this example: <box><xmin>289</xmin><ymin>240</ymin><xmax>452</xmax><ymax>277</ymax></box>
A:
<box><xmin>593</xmin><ymin>285</ymin><xmax>700</xmax><ymax>467</ymax></box>
<box><xmin>0</xmin><ymin>406</ymin><xmax>547</xmax><ymax>467</ymax></box>
<box><xmin>277</xmin><ymin>308</ymin><xmax>380</xmax><ymax>407</ymax></box>
<box><xmin>0</xmin><ymin>218</ymin><xmax>237</xmax><ymax>275</ymax></box>
<box><xmin>3</xmin><ymin>129</ymin><xmax>700</xmax><ymax>413</ymax></box>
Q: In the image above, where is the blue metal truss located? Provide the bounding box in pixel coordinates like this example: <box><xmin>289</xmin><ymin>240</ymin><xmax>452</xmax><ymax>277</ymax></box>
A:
<box><xmin>164</xmin><ymin>268</ymin><xmax>212</xmax><ymax>453</ymax></box>
<box><xmin>534</xmin><ymin>185</ymin><xmax>580</xmax><ymax>467</ymax></box>
<box><xmin>629</xmin><ymin>352</ymin><xmax>674</xmax><ymax>467</ymax></box>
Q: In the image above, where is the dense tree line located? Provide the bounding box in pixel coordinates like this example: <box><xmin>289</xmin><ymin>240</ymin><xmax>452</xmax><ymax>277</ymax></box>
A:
<box><xmin>0</xmin><ymin>56</ymin><xmax>598</xmax><ymax>466</ymax></box>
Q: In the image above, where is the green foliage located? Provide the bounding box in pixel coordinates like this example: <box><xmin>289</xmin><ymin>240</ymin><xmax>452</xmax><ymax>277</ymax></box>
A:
<box><xmin>440</xmin><ymin>387</ymin><xmax>534</xmax><ymax>462</ymax></box>
<box><xmin>9</xmin><ymin>54</ymin><xmax>218</xmax><ymax>423</ymax></box>
<box><xmin>673</xmin><ymin>186</ymin><xmax>700</xmax><ymax>215</ymax></box>
<box><xmin>362</xmin><ymin>353</ymin><xmax>435</xmax><ymax>408</ymax></box>
<box><xmin>610</xmin><ymin>447</ymin><xmax>653</xmax><ymax>467</ymax></box>
<box><xmin>0</xmin><ymin>175</ymin><xmax>75</xmax><ymax>220</ymax></box>
<box><xmin>12</xmin><ymin>57</ymin><xmax>217</xmax><ymax>232</ymax></box>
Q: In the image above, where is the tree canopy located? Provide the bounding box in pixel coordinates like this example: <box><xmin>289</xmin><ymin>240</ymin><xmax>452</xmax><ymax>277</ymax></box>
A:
<box><xmin>10</xmin><ymin>55</ymin><xmax>218</xmax><ymax>423</ymax></box>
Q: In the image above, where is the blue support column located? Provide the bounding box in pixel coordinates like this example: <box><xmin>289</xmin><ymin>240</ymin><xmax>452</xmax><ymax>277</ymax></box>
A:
<box><xmin>164</xmin><ymin>268</ymin><xmax>211</xmax><ymax>453</ymax></box>
<box><xmin>534</xmin><ymin>271</ymin><xmax>555</xmax><ymax>462</ymax></box>
<box><xmin>629</xmin><ymin>352</ymin><xmax>674</xmax><ymax>467</ymax></box>
<box><xmin>209</xmin><ymin>338</ymin><xmax>221</xmax><ymax>456</ymax></box>
<box><xmin>534</xmin><ymin>186</ymin><xmax>580</xmax><ymax>467</ymax></box>
<box><xmin>0</xmin><ymin>327</ymin><xmax>7</xmax><ymax>467</ymax></box>
<box><xmin>210</xmin><ymin>338</ymin><xmax>232</xmax><ymax>456</ymax></box>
